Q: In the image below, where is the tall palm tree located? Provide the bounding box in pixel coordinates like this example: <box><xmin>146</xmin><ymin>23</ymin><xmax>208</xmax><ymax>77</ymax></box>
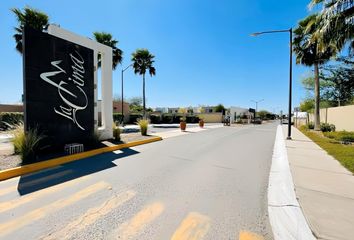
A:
<box><xmin>131</xmin><ymin>49</ymin><xmax>156</xmax><ymax>118</ymax></box>
<box><xmin>11</xmin><ymin>6</ymin><xmax>49</xmax><ymax>54</ymax></box>
<box><xmin>293</xmin><ymin>14</ymin><xmax>335</xmax><ymax>130</ymax></box>
<box><xmin>93</xmin><ymin>32</ymin><xmax>123</xmax><ymax>70</ymax></box>
<box><xmin>309</xmin><ymin>0</ymin><xmax>354</xmax><ymax>54</ymax></box>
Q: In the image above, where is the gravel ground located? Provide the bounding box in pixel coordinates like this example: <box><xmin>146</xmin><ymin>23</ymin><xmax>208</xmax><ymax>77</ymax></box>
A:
<box><xmin>120</xmin><ymin>132</ymin><xmax>157</xmax><ymax>143</ymax></box>
<box><xmin>0</xmin><ymin>142</ymin><xmax>21</xmax><ymax>170</ymax></box>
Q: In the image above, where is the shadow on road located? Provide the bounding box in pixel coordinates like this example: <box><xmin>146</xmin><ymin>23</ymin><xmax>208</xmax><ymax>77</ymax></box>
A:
<box><xmin>17</xmin><ymin>148</ymin><xmax>139</xmax><ymax>195</ymax></box>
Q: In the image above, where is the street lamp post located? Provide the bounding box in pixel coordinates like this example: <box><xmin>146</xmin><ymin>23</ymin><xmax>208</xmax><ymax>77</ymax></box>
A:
<box><xmin>121</xmin><ymin>64</ymin><xmax>132</xmax><ymax>126</ymax></box>
<box><xmin>251</xmin><ymin>99</ymin><xmax>264</xmax><ymax>119</ymax></box>
<box><xmin>251</xmin><ymin>28</ymin><xmax>293</xmax><ymax>140</ymax></box>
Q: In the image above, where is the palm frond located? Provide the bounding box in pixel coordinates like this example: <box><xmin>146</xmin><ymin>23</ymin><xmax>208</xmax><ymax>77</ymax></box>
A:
<box><xmin>93</xmin><ymin>31</ymin><xmax>123</xmax><ymax>69</ymax></box>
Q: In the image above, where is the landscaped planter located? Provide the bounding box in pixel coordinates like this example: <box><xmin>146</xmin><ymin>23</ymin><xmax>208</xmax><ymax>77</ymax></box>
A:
<box><xmin>180</xmin><ymin>121</ymin><xmax>186</xmax><ymax>131</ymax></box>
<box><xmin>199</xmin><ymin>119</ymin><xmax>204</xmax><ymax>128</ymax></box>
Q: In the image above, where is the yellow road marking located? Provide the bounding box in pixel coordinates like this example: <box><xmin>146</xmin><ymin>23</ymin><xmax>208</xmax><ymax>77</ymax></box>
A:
<box><xmin>42</xmin><ymin>190</ymin><xmax>136</xmax><ymax>240</ymax></box>
<box><xmin>0</xmin><ymin>181</ymin><xmax>110</xmax><ymax>237</ymax></box>
<box><xmin>0</xmin><ymin>175</ymin><xmax>89</xmax><ymax>213</ymax></box>
<box><xmin>171</xmin><ymin>212</ymin><xmax>211</xmax><ymax>240</ymax></box>
<box><xmin>239</xmin><ymin>231</ymin><xmax>264</xmax><ymax>240</ymax></box>
<box><xmin>18</xmin><ymin>169</ymin><xmax>73</xmax><ymax>189</ymax></box>
<box><xmin>116</xmin><ymin>202</ymin><xmax>164</xmax><ymax>240</ymax></box>
<box><xmin>0</xmin><ymin>168</ymin><xmax>70</xmax><ymax>199</ymax></box>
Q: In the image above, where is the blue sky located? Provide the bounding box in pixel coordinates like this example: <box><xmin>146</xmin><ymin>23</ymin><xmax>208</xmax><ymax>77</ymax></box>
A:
<box><xmin>0</xmin><ymin>0</ymin><xmax>314</xmax><ymax>113</ymax></box>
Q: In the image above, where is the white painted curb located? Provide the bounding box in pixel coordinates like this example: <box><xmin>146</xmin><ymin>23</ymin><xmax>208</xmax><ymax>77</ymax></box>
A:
<box><xmin>268</xmin><ymin>125</ymin><xmax>315</xmax><ymax>240</ymax></box>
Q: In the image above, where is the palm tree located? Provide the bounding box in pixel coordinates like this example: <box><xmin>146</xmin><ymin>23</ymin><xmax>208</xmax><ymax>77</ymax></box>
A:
<box><xmin>293</xmin><ymin>14</ymin><xmax>335</xmax><ymax>130</ymax></box>
<box><xmin>11</xmin><ymin>6</ymin><xmax>49</xmax><ymax>54</ymax></box>
<box><xmin>131</xmin><ymin>49</ymin><xmax>156</xmax><ymax>118</ymax></box>
<box><xmin>309</xmin><ymin>0</ymin><xmax>354</xmax><ymax>53</ymax></box>
<box><xmin>93</xmin><ymin>32</ymin><xmax>123</xmax><ymax>70</ymax></box>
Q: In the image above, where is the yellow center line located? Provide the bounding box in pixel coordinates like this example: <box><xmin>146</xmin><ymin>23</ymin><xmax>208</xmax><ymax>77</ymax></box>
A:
<box><xmin>171</xmin><ymin>212</ymin><xmax>211</xmax><ymax>240</ymax></box>
<box><xmin>41</xmin><ymin>189</ymin><xmax>136</xmax><ymax>240</ymax></box>
<box><xmin>115</xmin><ymin>202</ymin><xmax>165</xmax><ymax>240</ymax></box>
<box><xmin>239</xmin><ymin>231</ymin><xmax>264</xmax><ymax>240</ymax></box>
<box><xmin>0</xmin><ymin>175</ymin><xmax>89</xmax><ymax>213</ymax></box>
<box><xmin>0</xmin><ymin>181</ymin><xmax>110</xmax><ymax>237</ymax></box>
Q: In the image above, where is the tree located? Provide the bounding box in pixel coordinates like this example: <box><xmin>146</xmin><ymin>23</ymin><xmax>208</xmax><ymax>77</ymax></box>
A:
<box><xmin>214</xmin><ymin>104</ymin><xmax>225</xmax><ymax>113</ymax></box>
<box><xmin>300</xmin><ymin>99</ymin><xmax>315</xmax><ymax>112</ymax></box>
<box><xmin>128</xmin><ymin>97</ymin><xmax>143</xmax><ymax>112</ymax></box>
<box><xmin>131</xmin><ymin>49</ymin><xmax>156</xmax><ymax>118</ymax></box>
<box><xmin>301</xmin><ymin>73</ymin><xmax>331</xmax><ymax>98</ymax></box>
<box><xmin>300</xmin><ymin>58</ymin><xmax>354</xmax><ymax>107</ymax></box>
<box><xmin>293</xmin><ymin>14</ymin><xmax>336</xmax><ymax>130</ymax></box>
<box><xmin>310</xmin><ymin>0</ymin><xmax>354</xmax><ymax>54</ymax></box>
<box><xmin>12</xmin><ymin>6</ymin><xmax>49</xmax><ymax>54</ymax></box>
<box><xmin>258</xmin><ymin>110</ymin><xmax>270</xmax><ymax>119</ymax></box>
<box><xmin>129</xmin><ymin>97</ymin><xmax>143</xmax><ymax>107</ymax></box>
<box><xmin>321</xmin><ymin>57</ymin><xmax>354</xmax><ymax>105</ymax></box>
<box><xmin>93</xmin><ymin>32</ymin><xmax>123</xmax><ymax>70</ymax></box>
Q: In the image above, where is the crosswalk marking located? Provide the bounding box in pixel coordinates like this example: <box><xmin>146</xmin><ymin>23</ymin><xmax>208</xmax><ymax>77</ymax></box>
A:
<box><xmin>0</xmin><ymin>169</ymin><xmax>73</xmax><ymax>199</ymax></box>
<box><xmin>41</xmin><ymin>189</ymin><xmax>136</xmax><ymax>240</ymax></box>
<box><xmin>171</xmin><ymin>212</ymin><xmax>211</xmax><ymax>240</ymax></box>
<box><xmin>239</xmin><ymin>231</ymin><xmax>264</xmax><ymax>240</ymax></box>
<box><xmin>0</xmin><ymin>181</ymin><xmax>110</xmax><ymax>237</ymax></box>
<box><xmin>18</xmin><ymin>169</ymin><xmax>73</xmax><ymax>189</ymax></box>
<box><xmin>115</xmin><ymin>202</ymin><xmax>164</xmax><ymax>240</ymax></box>
<box><xmin>0</xmin><ymin>176</ymin><xmax>89</xmax><ymax>213</ymax></box>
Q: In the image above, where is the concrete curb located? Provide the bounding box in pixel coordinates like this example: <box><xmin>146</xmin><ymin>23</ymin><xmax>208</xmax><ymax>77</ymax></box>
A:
<box><xmin>268</xmin><ymin>125</ymin><xmax>315</xmax><ymax>240</ymax></box>
<box><xmin>0</xmin><ymin>136</ymin><xmax>162</xmax><ymax>181</ymax></box>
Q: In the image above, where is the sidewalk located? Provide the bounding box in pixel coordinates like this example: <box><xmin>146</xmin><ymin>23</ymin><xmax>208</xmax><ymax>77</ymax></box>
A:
<box><xmin>284</xmin><ymin>126</ymin><xmax>354</xmax><ymax>240</ymax></box>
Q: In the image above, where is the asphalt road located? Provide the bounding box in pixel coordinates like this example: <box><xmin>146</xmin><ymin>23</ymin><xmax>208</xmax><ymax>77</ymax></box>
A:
<box><xmin>0</xmin><ymin>122</ymin><xmax>278</xmax><ymax>240</ymax></box>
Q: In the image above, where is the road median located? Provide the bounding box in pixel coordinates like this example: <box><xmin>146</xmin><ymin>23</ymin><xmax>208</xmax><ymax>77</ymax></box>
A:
<box><xmin>0</xmin><ymin>136</ymin><xmax>162</xmax><ymax>181</ymax></box>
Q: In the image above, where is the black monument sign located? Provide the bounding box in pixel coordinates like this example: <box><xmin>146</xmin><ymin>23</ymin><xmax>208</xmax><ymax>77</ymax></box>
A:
<box><xmin>23</xmin><ymin>27</ymin><xmax>94</xmax><ymax>149</ymax></box>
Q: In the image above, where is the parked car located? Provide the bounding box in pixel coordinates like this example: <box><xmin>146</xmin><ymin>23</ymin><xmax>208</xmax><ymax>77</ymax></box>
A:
<box><xmin>252</xmin><ymin>118</ymin><xmax>262</xmax><ymax>124</ymax></box>
<box><xmin>281</xmin><ymin>118</ymin><xmax>294</xmax><ymax>125</ymax></box>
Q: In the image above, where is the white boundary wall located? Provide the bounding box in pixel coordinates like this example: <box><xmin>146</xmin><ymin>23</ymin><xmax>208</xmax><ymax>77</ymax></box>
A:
<box><xmin>309</xmin><ymin>105</ymin><xmax>354</xmax><ymax>131</ymax></box>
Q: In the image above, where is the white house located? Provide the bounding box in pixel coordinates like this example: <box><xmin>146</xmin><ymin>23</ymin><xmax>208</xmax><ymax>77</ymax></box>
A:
<box><xmin>229</xmin><ymin>106</ymin><xmax>251</xmax><ymax>123</ymax></box>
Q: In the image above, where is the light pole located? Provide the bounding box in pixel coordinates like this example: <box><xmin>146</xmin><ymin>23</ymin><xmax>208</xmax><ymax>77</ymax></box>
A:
<box><xmin>251</xmin><ymin>99</ymin><xmax>264</xmax><ymax>119</ymax></box>
<box><xmin>121</xmin><ymin>64</ymin><xmax>132</xmax><ymax>126</ymax></box>
<box><xmin>251</xmin><ymin>28</ymin><xmax>293</xmax><ymax>140</ymax></box>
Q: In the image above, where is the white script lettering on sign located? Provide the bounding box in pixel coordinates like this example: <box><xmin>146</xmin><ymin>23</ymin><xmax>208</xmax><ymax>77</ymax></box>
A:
<box><xmin>39</xmin><ymin>51</ymin><xmax>88</xmax><ymax>130</ymax></box>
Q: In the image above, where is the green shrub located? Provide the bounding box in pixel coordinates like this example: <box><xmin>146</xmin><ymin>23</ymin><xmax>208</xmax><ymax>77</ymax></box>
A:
<box><xmin>320</xmin><ymin>123</ymin><xmax>336</xmax><ymax>132</ymax></box>
<box><xmin>112</xmin><ymin>123</ymin><xmax>121</xmax><ymax>141</ymax></box>
<box><xmin>137</xmin><ymin>119</ymin><xmax>149</xmax><ymax>136</ymax></box>
<box><xmin>162</xmin><ymin>114</ymin><xmax>173</xmax><ymax>123</ymax></box>
<box><xmin>173</xmin><ymin>114</ymin><xmax>183</xmax><ymax>123</ymax></box>
<box><xmin>186</xmin><ymin>115</ymin><xmax>199</xmax><ymax>123</ymax></box>
<box><xmin>307</xmin><ymin>122</ymin><xmax>314</xmax><ymax>130</ymax></box>
<box><xmin>149</xmin><ymin>114</ymin><xmax>161</xmax><ymax>124</ymax></box>
<box><xmin>0</xmin><ymin>112</ymin><xmax>24</xmax><ymax>130</ymax></box>
<box><xmin>324</xmin><ymin>131</ymin><xmax>354</xmax><ymax>142</ymax></box>
<box><xmin>299</xmin><ymin>125</ymin><xmax>308</xmax><ymax>132</ymax></box>
<box><xmin>113</xmin><ymin>113</ymin><xmax>123</xmax><ymax>123</ymax></box>
<box><xmin>12</xmin><ymin>125</ymin><xmax>44</xmax><ymax>163</ymax></box>
<box><xmin>129</xmin><ymin>113</ymin><xmax>143</xmax><ymax>124</ymax></box>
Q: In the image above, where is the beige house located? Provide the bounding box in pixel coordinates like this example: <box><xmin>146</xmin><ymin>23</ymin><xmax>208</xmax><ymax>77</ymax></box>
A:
<box><xmin>0</xmin><ymin>104</ymin><xmax>24</xmax><ymax>113</ymax></box>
